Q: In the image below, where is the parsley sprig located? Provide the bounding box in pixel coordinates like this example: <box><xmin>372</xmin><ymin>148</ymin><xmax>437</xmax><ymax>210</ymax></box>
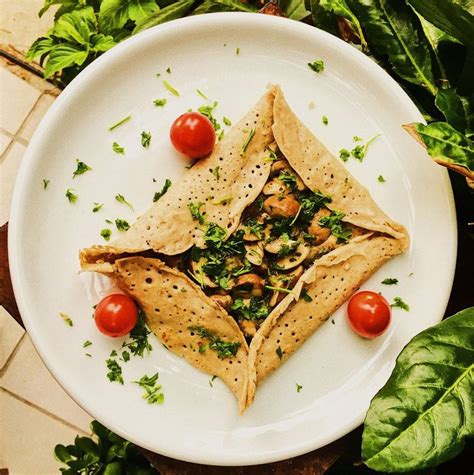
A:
<box><xmin>133</xmin><ymin>373</ymin><xmax>164</xmax><ymax>405</ymax></box>
<box><xmin>188</xmin><ymin>325</ymin><xmax>240</xmax><ymax>359</ymax></box>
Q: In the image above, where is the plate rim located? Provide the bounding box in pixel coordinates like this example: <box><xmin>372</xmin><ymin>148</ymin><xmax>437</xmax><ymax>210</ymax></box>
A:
<box><xmin>8</xmin><ymin>12</ymin><xmax>457</xmax><ymax>466</ymax></box>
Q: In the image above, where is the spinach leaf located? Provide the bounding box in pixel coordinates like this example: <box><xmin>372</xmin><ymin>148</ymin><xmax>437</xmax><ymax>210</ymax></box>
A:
<box><xmin>408</xmin><ymin>0</ymin><xmax>474</xmax><ymax>48</ymax></box>
<box><xmin>133</xmin><ymin>0</ymin><xmax>196</xmax><ymax>34</ymax></box>
<box><xmin>279</xmin><ymin>0</ymin><xmax>311</xmax><ymax>21</ymax></box>
<box><xmin>404</xmin><ymin>121</ymin><xmax>474</xmax><ymax>179</ymax></box>
<box><xmin>99</xmin><ymin>0</ymin><xmax>159</xmax><ymax>34</ymax></box>
<box><xmin>435</xmin><ymin>88</ymin><xmax>473</xmax><ymax>133</ymax></box>
<box><xmin>362</xmin><ymin>307</ymin><xmax>474</xmax><ymax>472</ymax></box>
<box><xmin>309</xmin><ymin>0</ymin><xmax>339</xmax><ymax>35</ymax></box>
<box><xmin>348</xmin><ymin>0</ymin><xmax>437</xmax><ymax>95</ymax></box>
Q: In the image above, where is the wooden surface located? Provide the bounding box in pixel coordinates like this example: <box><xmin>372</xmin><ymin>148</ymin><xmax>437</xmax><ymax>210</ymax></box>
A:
<box><xmin>2</xmin><ymin>219</ymin><xmax>472</xmax><ymax>474</ymax></box>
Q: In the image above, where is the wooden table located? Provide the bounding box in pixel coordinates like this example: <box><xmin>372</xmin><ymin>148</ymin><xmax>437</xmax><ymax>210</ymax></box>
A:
<box><xmin>2</xmin><ymin>211</ymin><xmax>472</xmax><ymax>473</ymax></box>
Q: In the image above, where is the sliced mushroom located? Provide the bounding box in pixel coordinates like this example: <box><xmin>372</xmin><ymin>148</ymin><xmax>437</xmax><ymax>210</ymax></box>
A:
<box><xmin>210</xmin><ymin>294</ymin><xmax>233</xmax><ymax>310</ymax></box>
<box><xmin>245</xmin><ymin>242</ymin><xmax>264</xmax><ymax>265</ymax></box>
<box><xmin>306</xmin><ymin>235</ymin><xmax>339</xmax><ymax>262</ymax></box>
<box><xmin>263</xmin><ymin>178</ymin><xmax>287</xmax><ymax>195</ymax></box>
<box><xmin>276</xmin><ymin>243</ymin><xmax>310</xmax><ymax>270</ymax></box>
<box><xmin>263</xmin><ymin>194</ymin><xmax>300</xmax><ymax>218</ymax></box>
<box><xmin>239</xmin><ymin>319</ymin><xmax>257</xmax><ymax>338</ymax></box>
<box><xmin>287</xmin><ymin>265</ymin><xmax>304</xmax><ymax>287</ymax></box>
<box><xmin>233</xmin><ymin>273</ymin><xmax>265</xmax><ymax>297</ymax></box>
<box><xmin>308</xmin><ymin>208</ymin><xmax>331</xmax><ymax>245</ymax></box>
<box><xmin>270</xmin><ymin>160</ymin><xmax>290</xmax><ymax>176</ymax></box>
<box><xmin>191</xmin><ymin>257</ymin><xmax>218</xmax><ymax>288</ymax></box>
<box><xmin>265</xmin><ymin>237</ymin><xmax>299</xmax><ymax>254</ymax></box>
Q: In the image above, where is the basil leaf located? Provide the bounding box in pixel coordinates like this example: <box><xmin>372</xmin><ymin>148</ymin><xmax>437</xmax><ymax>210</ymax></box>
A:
<box><xmin>51</xmin><ymin>6</ymin><xmax>96</xmax><ymax>45</ymax></box>
<box><xmin>404</xmin><ymin>121</ymin><xmax>474</xmax><ymax>179</ymax></box>
<box><xmin>44</xmin><ymin>43</ymin><xmax>88</xmax><ymax>78</ymax></box>
<box><xmin>192</xmin><ymin>0</ymin><xmax>256</xmax><ymax>14</ymax></box>
<box><xmin>99</xmin><ymin>0</ymin><xmax>159</xmax><ymax>34</ymax></box>
<box><xmin>26</xmin><ymin>37</ymin><xmax>54</xmax><ymax>62</ymax></box>
<box><xmin>103</xmin><ymin>461</ymin><xmax>123</xmax><ymax>475</ymax></box>
<box><xmin>407</xmin><ymin>0</ymin><xmax>474</xmax><ymax>48</ymax></box>
<box><xmin>39</xmin><ymin>0</ymin><xmax>78</xmax><ymax>18</ymax></box>
<box><xmin>435</xmin><ymin>88</ymin><xmax>473</xmax><ymax>133</ymax></box>
<box><xmin>54</xmin><ymin>444</ymin><xmax>73</xmax><ymax>463</ymax></box>
<box><xmin>279</xmin><ymin>0</ymin><xmax>311</xmax><ymax>21</ymax></box>
<box><xmin>90</xmin><ymin>33</ymin><xmax>117</xmax><ymax>53</ymax></box>
<box><xmin>348</xmin><ymin>0</ymin><xmax>437</xmax><ymax>95</ymax></box>
<box><xmin>362</xmin><ymin>307</ymin><xmax>474</xmax><ymax>472</ymax></box>
<box><xmin>133</xmin><ymin>0</ymin><xmax>196</xmax><ymax>34</ymax></box>
<box><xmin>320</xmin><ymin>0</ymin><xmax>366</xmax><ymax>49</ymax></box>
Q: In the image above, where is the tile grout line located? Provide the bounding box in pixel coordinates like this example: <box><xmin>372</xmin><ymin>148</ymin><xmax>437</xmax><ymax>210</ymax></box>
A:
<box><xmin>0</xmin><ymin>333</ymin><xmax>26</xmax><ymax>379</ymax></box>
<box><xmin>1</xmin><ymin>387</ymin><xmax>91</xmax><ymax>437</ymax></box>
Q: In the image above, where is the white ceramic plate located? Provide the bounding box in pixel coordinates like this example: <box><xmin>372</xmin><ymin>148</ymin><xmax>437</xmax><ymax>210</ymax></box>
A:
<box><xmin>9</xmin><ymin>13</ymin><xmax>457</xmax><ymax>466</ymax></box>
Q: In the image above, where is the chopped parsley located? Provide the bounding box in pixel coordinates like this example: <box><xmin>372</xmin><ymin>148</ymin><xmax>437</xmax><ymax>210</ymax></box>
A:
<box><xmin>299</xmin><ymin>190</ymin><xmax>332</xmax><ymax>225</ymax></box>
<box><xmin>141</xmin><ymin>131</ymin><xmax>151</xmax><ymax>148</ymax></box>
<box><xmin>112</xmin><ymin>142</ymin><xmax>125</xmax><ymax>155</ymax></box>
<box><xmin>212</xmin><ymin>166</ymin><xmax>220</xmax><ymax>180</ymax></box>
<box><xmin>188</xmin><ymin>326</ymin><xmax>240</xmax><ymax>359</ymax></box>
<box><xmin>133</xmin><ymin>373</ymin><xmax>164</xmax><ymax>405</ymax></box>
<box><xmin>83</xmin><ymin>340</ymin><xmax>92</xmax><ymax>348</ymax></box>
<box><xmin>308</xmin><ymin>60</ymin><xmax>324</xmax><ymax>73</ymax></box>
<box><xmin>121</xmin><ymin>351</ymin><xmax>130</xmax><ymax>362</ymax></box>
<box><xmin>43</xmin><ymin>179</ymin><xmax>50</xmax><ymax>189</ymax></box>
<box><xmin>243</xmin><ymin>217</ymin><xmax>263</xmax><ymax>239</ymax></box>
<box><xmin>378</xmin><ymin>175</ymin><xmax>386</xmax><ymax>183</ymax></box>
<box><xmin>100</xmin><ymin>228</ymin><xmax>112</xmax><ymax>241</ymax></box>
<box><xmin>319</xmin><ymin>210</ymin><xmax>353</xmax><ymax>243</ymax></box>
<box><xmin>72</xmin><ymin>159</ymin><xmax>92</xmax><ymax>178</ymax></box>
<box><xmin>351</xmin><ymin>134</ymin><xmax>380</xmax><ymax>162</ymax></box>
<box><xmin>236</xmin><ymin>47</ymin><xmax>240</xmax><ymax>55</ymax></box>
<box><xmin>197</xmin><ymin>89</ymin><xmax>208</xmax><ymax>100</ymax></box>
<box><xmin>301</xmin><ymin>289</ymin><xmax>313</xmax><ymax>302</ymax></box>
<box><xmin>391</xmin><ymin>297</ymin><xmax>410</xmax><ymax>311</ymax></box>
<box><xmin>153</xmin><ymin>178</ymin><xmax>172</xmax><ymax>202</ymax></box>
<box><xmin>241</xmin><ymin>128</ymin><xmax>255</xmax><ymax>155</ymax></box>
<box><xmin>276</xmin><ymin>346</ymin><xmax>283</xmax><ymax>359</ymax></box>
<box><xmin>296</xmin><ymin>383</ymin><xmax>303</xmax><ymax>393</ymax></box>
<box><xmin>339</xmin><ymin>148</ymin><xmax>350</xmax><ymax>162</ymax></box>
<box><xmin>121</xmin><ymin>309</ymin><xmax>153</xmax><ymax>357</ymax></box>
<box><xmin>109</xmin><ymin>115</ymin><xmax>131</xmax><ymax>131</ymax></box>
<box><xmin>218</xmin><ymin>130</ymin><xmax>224</xmax><ymax>141</ymax></box>
<box><xmin>65</xmin><ymin>188</ymin><xmax>77</xmax><ymax>203</ymax></box>
<box><xmin>188</xmin><ymin>202</ymin><xmax>205</xmax><ymax>224</ymax></box>
<box><xmin>209</xmin><ymin>375</ymin><xmax>217</xmax><ymax>387</ymax></box>
<box><xmin>105</xmin><ymin>219</ymin><xmax>112</xmax><ymax>224</ymax></box>
<box><xmin>59</xmin><ymin>312</ymin><xmax>73</xmax><ymax>326</ymax></box>
<box><xmin>106</xmin><ymin>358</ymin><xmax>123</xmax><ymax>384</ymax></box>
<box><xmin>279</xmin><ymin>171</ymin><xmax>298</xmax><ymax>190</ymax></box>
<box><xmin>153</xmin><ymin>98</ymin><xmax>167</xmax><ymax>107</ymax></box>
<box><xmin>92</xmin><ymin>202</ymin><xmax>103</xmax><ymax>212</ymax></box>
<box><xmin>166</xmin><ymin>67</ymin><xmax>171</xmax><ymax>74</ymax></box>
<box><xmin>115</xmin><ymin>194</ymin><xmax>133</xmax><ymax>209</ymax></box>
<box><xmin>231</xmin><ymin>297</ymin><xmax>269</xmax><ymax>321</ymax></box>
<box><xmin>115</xmin><ymin>218</ymin><xmax>130</xmax><ymax>232</ymax></box>
<box><xmin>322</xmin><ymin>115</ymin><xmax>328</xmax><ymax>125</ymax></box>
<box><xmin>382</xmin><ymin>278</ymin><xmax>398</xmax><ymax>285</ymax></box>
<box><xmin>263</xmin><ymin>147</ymin><xmax>279</xmax><ymax>162</ymax></box>
<box><xmin>223</xmin><ymin>116</ymin><xmax>232</xmax><ymax>126</ymax></box>
<box><xmin>353</xmin><ymin>136</ymin><xmax>363</xmax><ymax>142</ymax></box>
<box><xmin>163</xmin><ymin>80</ymin><xmax>179</xmax><ymax>96</ymax></box>
<box><xmin>198</xmin><ymin>101</ymin><xmax>221</xmax><ymax>131</ymax></box>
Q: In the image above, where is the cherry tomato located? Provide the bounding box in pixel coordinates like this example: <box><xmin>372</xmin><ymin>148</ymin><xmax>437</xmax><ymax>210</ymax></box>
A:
<box><xmin>94</xmin><ymin>294</ymin><xmax>138</xmax><ymax>337</ymax></box>
<box><xmin>347</xmin><ymin>291</ymin><xmax>391</xmax><ymax>339</ymax></box>
<box><xmin>170</xmin><ymin>112</ymin><xmax>215</xmax><ymax>159</ymax></box>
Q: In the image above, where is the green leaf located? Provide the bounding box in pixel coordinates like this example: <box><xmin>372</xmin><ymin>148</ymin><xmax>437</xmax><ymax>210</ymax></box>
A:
<box><xmin>407</xmin><ymin>0</ymin><xmax>474</xmax><ymax>48</ymax></box>
<box><xmin>320</xmin><ymin>0</ymin><xmax>366</xmax><ymax>49</ymax></box>
<box><xmin>279</xmin><ymin>0</ymin><xmax>311</xmax><ymax>21</ymax></box>
<box><xmin>192</xmin><ymin>0</ymin><xmax>256</xmax><ymax>14</ymax></box>
<box><xmin>54</xmin><ymin>444</ymin><xmax>74</xmax><ymax>463</ymax></box>
<box><xmin>38</xmin><ymin>0</ymin><xmax>81</xmax><ymax>18</ymax></box>
<box><xmin>90</xmin><ymin>33</ymin><xmax>117</xmax><ymax>52</ymax></box>
<box><xmin>404</xmin><ymin>121</ymin><xmax>474</xmax><ymax>179</ymax></box>
<box><xmin>309</xmin><ymin>0</ymin><xmax>339</xmax><ymax>35</ymax></box>
<box><xmin>75</xmin><ymin>436</ymin><xmax>99</xmax><ymax>457</ymax></box>
<box><xmin>44</xmin><ymin>43</ymin><xmax>88</xmax><ymax>77</ymax></box>
<box><xmin>99</xmin><ymin>0</ymin><xmax>159</xmax><ymax>34</ymax></box>
<box><xmin>26</xmin><ymin>37</ymin><xmax>54</xmax><ymax>61</ymax></box>
<box><xmin>51</xmin><ymin>6</ymin><xmax>97</xmax><ymax>45</ymax></box>
<box><xmin>103</xmin><ymin>461</ymin><xmax>124</xmax><ymax>475</ymax></box>
<box><xmin>362</xmin><ymin>307</ymin><xmax>474</xmax><ymax>472</ymax></box>
<box><xmin>348</xmin><ymin>0</ymin><xmax>437</xmax><ymax>95</ymax></box>
<box><xmin>132</xmin><ymin>0</ymin><xmax>196</xmax><ymax>34</ymax></box>
<box><xmin>435</xmin><ymin>88</ymin><xmax>473</xmax><ymax>134</ymax></box>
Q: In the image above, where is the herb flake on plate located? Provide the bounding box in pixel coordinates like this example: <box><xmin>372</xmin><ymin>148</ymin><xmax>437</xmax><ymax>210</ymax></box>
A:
<box><xmin>59</xmin><ymin>312</ymin><xmax>73</xmax><ymax>326</ymax></box>
<box><xmin>153</xmin><ymin>178</ymin><xmax>172</xmax><ymax>202</ymax></box>
<box><xmin>115</xmin><ymin>193</ymin><xmax>133</xmax><ymax>209</ymax></box>
<box><xmin>112</xmin><ymin>141</ymin><xmax>125</xmax><ymax>155</ymax></box>
<box><xmin>106</xmin><ymin>358</ymin><xmax>123</xmax><ymax>384</ymax></box>
<box><xmin>72</xmin><ymin>159</ymin><xmax>92</xmax><ymax>178</ymax></box>
<box><xmin>308</xmin><ymin>60</ymin><xmax>324</xmax><ymax>73</ymax></box>
<box><xmin>65</xmin><ymin>188</ymin><xmax>77</xmax><ymax>203</ymax></box>
<box><xmin>134</xmin><ymin>373</ymin><xmax>164</xmax><ymax>404</ymax></box>
<box><xmin>154</xmin><ymin>98</ymin><xmax>167</xmax><ymax>107</ymax></box>
<box><xmin>163</xmin><ymin>80</ymin><xmax>179</xmax><ymax>96</ymax></box>
<box><xmin>92</xmin><ymin>202</ymin><xmax>103</xmax><ymax>212</ymax></box>
<box><xmin>141</xmin><ymin>131</ymin><xmax>151</xmax><ymax>148</ymax></box>
<box><xmin>391</xmin><ymin>296</ymin><xmax>410</xmax><ymax>311</ymax></box>
<box><xmin>115</xmin><ymin>218</ymin><xmax>130</xmax><ymax>232</ymax></box>
<box><xmin>382</xmin><ymin>278</ymin><xmax>398</xmax><ymax>285</ymax></box>
<box><xmin>42</xmin><ymin>179</ymin><xmax>50</xmax><ymax>189</ymax></box>
<box><xmin>100</xmin><ymin>228</ymin><xmax>112</xmax><ymax>241</ymax></box>
<box><xmin>109</xmin><ymin>115</ymin><xmax>131</xmax><ymax>131</ymax></box>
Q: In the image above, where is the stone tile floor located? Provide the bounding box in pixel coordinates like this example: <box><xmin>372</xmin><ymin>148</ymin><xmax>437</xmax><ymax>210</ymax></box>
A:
<box><xmin>1</xmin><ymin>2</ymin><xmax>94</xmax><ymax>473</ymax></box>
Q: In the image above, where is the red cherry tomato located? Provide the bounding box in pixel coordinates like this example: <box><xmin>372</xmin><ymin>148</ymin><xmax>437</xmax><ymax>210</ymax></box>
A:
<box><xmin>347</xmin><ymin>291</ymin><xmax>391</xmax><ymax>339</ymax></box>
<box><xmin>94</xmin><ymin>294</ymin><xmax>138</xmax><ymax>337</ymax></box>
<box><xmin>170</xmin><ymin>112</ymin><xmax>215</xmax><ymax>159</ymax></box>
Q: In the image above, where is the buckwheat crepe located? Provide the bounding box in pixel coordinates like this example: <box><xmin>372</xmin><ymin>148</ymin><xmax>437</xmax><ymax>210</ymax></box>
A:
<box><xmin>80</xmin><ymin>85</ymin><xmax>408</xmax><ymax>412</ymax></box>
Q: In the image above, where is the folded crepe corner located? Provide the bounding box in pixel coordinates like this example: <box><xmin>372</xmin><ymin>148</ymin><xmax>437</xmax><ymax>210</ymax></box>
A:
<box><xmin>80</xmin><ymin>85</ymin><xmax>409</xmax><ymax>412</ymax></box>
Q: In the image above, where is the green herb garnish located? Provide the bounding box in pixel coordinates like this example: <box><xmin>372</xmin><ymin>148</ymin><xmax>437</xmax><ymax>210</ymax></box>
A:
<box><xmin>59</xmin><ymin>312</ymin><xmax>73</xmax><ymax>326</ymax></box>
<box><xmin>72</xmin><ymin>159</ymin><xmax>92</xmax><ymax>178</ymax></box>
<box><xmin>236</xmin><ymin>47</ymin><xmax>240</xmax><ymax>55</ymax></box>
<box><xmin>378</xmin><ymin>175</ymin><xmax>386</xmax><ymax>183</ymax></box>
<box><xmin>276</xmin><ymin>346</ymin><xmax>283</xmax><ymax>359</ymax></box>
<box><xmin>121</xmin><ymin>309</ymin><xmax>152</xmax><ymax>357</ymax></box>
<box><xmin>83</xmin><ymin>340</ymin><xmax>92</xmax><ymax>348</ymax></box>
<box><xmin>112</xmin><ymin>141</ymin><xmax>125</xmax><ymax>155</ymax></box>
<box><xmin>241</xmin><ymin>128</ymin><xmax>255</xmax><ymax>155</ymax></box>
<box><xmin>382</xmin><ymin>278</ymin><xmax>398</xmax><ymax>285</ymax></box>
<box><xmin>115</xmin><ymin>218</ymin><xmax>130</xmax><ymax>231</ymax></box>
<box><xmin>141</xmin><ymin>131</ymin><xmax>151</xmax><ymax>148</ymax></box>
<box><xmin>197</xmin><ymin>89</ymin><xmax>208</xmax><ymax>100</ymax></box>
<box><xmin>319</xmin><ymin>210</ymin><xmax>353</xmax><ymax>243</ymax></box>
<box><xmin>322</xmin><ymin>115</ymin><xmax>328</xmax><ymax>125</ymax></box>
<box><xmin>209</xmin><ymin>375</ymin><xmax>217</xmax><ymax>387</ymax></box>
<box><xmin>188</xmin><ymin>202</ymin><xmax>205</xmax><ymax>224</ymax></box>
<box><xmin>153</xmin><ymin>178</ymin><xmax>172</xmax><ymax>202</ymax></box>
<box><xmin>92</xmin><ymin>202</ymin><xmax>103</xmax><ymax>212</ymax></box>
<box><xmin>308</xmin><ymin>60</ymin><xmax>324</xmax><ymax>73</ymax></box>
<box><xmin>106</xmin><ymin>358</ymin><xmax>123</xmax><ymax>384</ymax></box>
<box><xmin>65</xmin><ymin>188</ymin><xmax>77</xmax><ymax>203</ymax></box>
<box><xmin>100</xmin><ymin>228</ymin><xmax>112</xmax><ymax>241</ymax></box>
<box><xmin>42</xmin><ymin>179</ymin><xmax>50</xmax><ymax>189</ymax></box>
<box><xmin>166</xmin><ymin>67</ymin><xmax>171</xmax><ymax>74</ymax></box>
<box><xmin>391</xmin><ymin>297</ymin><xmax>410</xmax><ymax>311</ymax></box>
<box><xmin>301</xmin><ymin>289</ymin><xmax>313</xmax><ymax>302</ymax></box>
<box><xmin>223</xmin><ymin>116</ymin><xmax>232</xmax><ymax>126</ymax></box>
<box><xmin>351</xmin><ymin>134</ymin><xmax>380</xmax><ymax>162</ymax></box>
<box><xmin>115</xmin><ymin>193</ymin><xmax>133</xmax><ymax>209</ymax></box>
<box><xmin>339</xmin><ymin>148</ymin><xmax>350</xmax><ymax>162</ymax></box>
<box><xmin>153</xmin><ymin>98</ymin><xmax>167</xmax><ymax>107</ymax></box>
<box><xmin>198</xmin><ymin>101</ymin><xmax>221</xmax><ymax>131</ymax></box>
<box><xmin>212</xmin><ymin>166</ymin><xmax>220</xmax><ymax>180</ymax></box>
<box><xmin>188</xmin><ymin>326</ymin><xmax>240</xmax><ymax>359</ymax></box>
<box><xmin>231</xmin><ymin>297</ymin><xmax>269</xmax><ymax>321</ymax></box>
<box><xmin>163</xmin><ymin>80</ymin><xmax>179</xmax><ymax>96</ymax></box>
<box><xmin>353</xmin><ymin>136</ymin><xmax>363</xmax><ymax>142</ymax></box>
<box><xmin>109</xmin><ymin>115</ymin><xmax>131</xmax><ymax>131</ymax></box>
<box><xmin>133</xmin><ymin>373</ymin><xmax>164</xmax><ymax>405</ymax></box>
<box><xmin>296</xmin><ymin>383</ymin><xmax>303</xmax><ymax>393</ymax></box>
